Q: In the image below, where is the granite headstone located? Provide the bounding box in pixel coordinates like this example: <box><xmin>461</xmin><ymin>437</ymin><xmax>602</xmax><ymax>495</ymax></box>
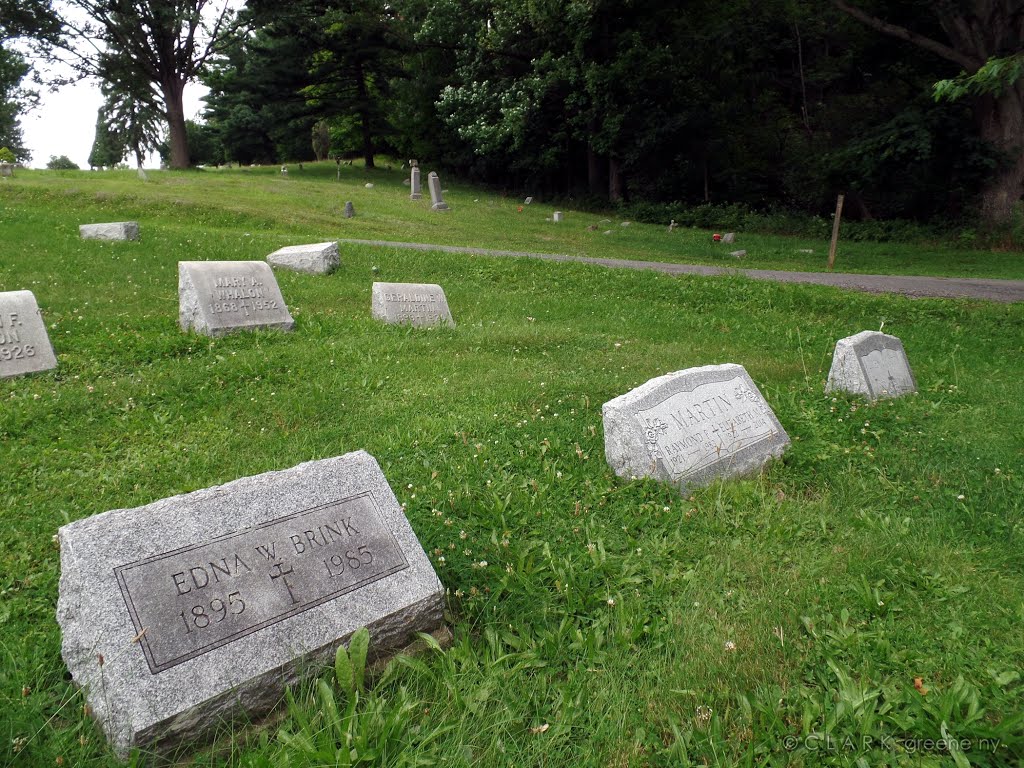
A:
<box><xmin>0</xmin><ymin>290</ymin><xmax>58</xmax><ymax>378</ymax></box>
<box><xmin>826</xmin><ymin>331</ymin><xmax>916</xmax><ymax>400</ymax></box>
<box><xmin>344</xmin><ymin>201</ymin><xmax>355</xmax><ymax>219</ymax></box>
<box><xmin>178</xmin><ymin>261</ymin><xmax>295</xmax><ymax>336</ymax></box>
<box><xmin>409</xmin><ymin>166</ymin><xmax>422</xmax><ymax>200</ymax></box>
<box><xmin>428</xmin><ymin>172</ymin><xmax>449</xmax><ymax>211</ymax></box>
<box><xmin>266</xmin><ymin>242</ymin><xmax>340</xmax><ymax>275</ymax></box>
<box><xmin>57</xmin><ymin>451</ymin><xmax>445</xmax><ymax>758</ymax></box>
<box><xmin>371</xmin><ymin>282</ymin><xmax>454</xmax><ymax>327</ymax></box>
<box><xmin>80</xmin><ymin>222</ymin><xmax>140</xmax><ymax>241</ymax></box>
<box><xmin>603</xmin><ymin>363</ymin><xmax>789</xmax><ymax>492</ymax></box>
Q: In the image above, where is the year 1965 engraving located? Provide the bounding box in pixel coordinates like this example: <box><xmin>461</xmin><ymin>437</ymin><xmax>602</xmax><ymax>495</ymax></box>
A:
<box><xmin>114</xmin><ymin>493</ymin><xmax>409</xmax><ymax>673</ymax></box>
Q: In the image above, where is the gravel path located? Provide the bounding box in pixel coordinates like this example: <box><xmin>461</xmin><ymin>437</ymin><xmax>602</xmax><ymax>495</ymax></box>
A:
<box><xmin>340</xmin><ymin>239</ymin><xmax>1024</xmax><ymax>303</ymax></box>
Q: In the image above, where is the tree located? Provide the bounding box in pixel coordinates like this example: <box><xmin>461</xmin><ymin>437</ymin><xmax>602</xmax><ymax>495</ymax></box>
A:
<box><xmin>88</xmin><ymin>108</ymin><xmax>123</xmax><ymax>168</ymax></box>
<box><xmin>832</xmin><ymin>0</ymin><xmax>1024</xmax><ymax>226</ymax></box>
<box><xmin>311</xmin><ymin>119</ymin><xmax>330</xmax><ymax>160</ymax></box>
<box><xmin>47</xmin><ymin>1</ymin><xmax>239</xmax><ymax>169</ymax></box>
<box><xmin>0</xmin><ymin>47</ymin><xmax>32</xmax><ymax>160</ymax></box>
<box><xmin>46</xmin><ymin>154</ymin><xmax>80</xmax><ymax>169</ymax></box>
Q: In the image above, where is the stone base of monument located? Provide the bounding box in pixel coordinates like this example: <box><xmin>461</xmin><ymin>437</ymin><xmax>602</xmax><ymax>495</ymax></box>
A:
<box><xmin>80</xmin><ymin>222</ymin><xmax>140</xmax><ymax>241</ymax></box>
<box><xmin>179</xmin><ymin>261</ymin><xmax>295</xmax><ymax>336</ymax></box>
<box><xmin>57</xmin><ymin>451</ymin><xmax>445</xmax><ymax>759</ymax></box>
<box><xmin>603</xmin><ymin>363</ymin><xmax>790</xmax><ymax>492</ymax></box>
<box><xmin>266</xmin><ymin>242</ymin><xmax>340</xmax><ymax>275</ymax></box>
<box><xmin>826</xmin><ymin>331</ymin><xmax>916</xmax><ymax>400</ymax></box>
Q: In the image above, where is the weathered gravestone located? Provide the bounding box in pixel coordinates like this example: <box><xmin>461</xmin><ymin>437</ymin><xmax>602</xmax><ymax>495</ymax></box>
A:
<box><xmin>553</xmin><ymin>211</ymin><xmax>563</xmax><ymax>222</ymax></box>
<box><xmin>57</xmin><ymin>451</ymin><xmax>445</xmax><ymax>759</ymax></box>
<box><xmin>344</xmin><ymin>201</ymin><xmax>355</xmax><ymax>219</ymax></box>
<box><xmin>371</xmin><ymin>282</ymin><xmax>454</xmax><ymax>327</ymax></box>
<box><xmin>427</xmin><ymin>172</ymin><xmax>449</xmax><ymax>211</ymax></box>
<box><xmin>603</xmin><ymin>364</ymin><xmax>789</xmax><ymax>492</ymax></box>
<box><xmin>266</xmin><ymin>242</ymin><xmax>340</xmax><ymax>275</ymax></box>
<box><xmin>722</xmin><ymin>232</ymin><xmax>736</xmax><ymax>244</ymax></box>
<box><xmin>0</xmin><ymin>162</ymin><xmax>12</xmax><ymax>177</ymax></box>
<box><xmin>0</xmin><ymin>290</ymin><xmax>58</xmax><ymax>378</ymax></box>
<box><xmin>80</xmin><ymin>222</ymin><xmax>140</xmax><ymax>241</ymax></box>
<box><xmin>409</xmin><ymin>166</ymin><xmax>422</xmax><ymax>200</ymax></box>
<box><xmin>826</xmin><ymin>331</ymin><xmax>916</xmax><ymax>400</ymax></box>
<box><xmin>179</xmin><ymin>261</ymin><xmax>295</xmax><ymax>337</ymax></box>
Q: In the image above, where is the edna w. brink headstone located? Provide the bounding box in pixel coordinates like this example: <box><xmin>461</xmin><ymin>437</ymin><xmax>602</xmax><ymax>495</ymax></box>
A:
<box><xmin>409</xmin><ymin>166</ymin><xmax>422</xmax><ymax>200</ymax></box>
<box><xmin>371</xmin><ymin>282</ymin><xmax>454</xmax><ymax>327</ymax></box>
<box><xmin>266</xmin><ymin>242</ymin><xmax>340</xmax><ymax>275</ymax></box>
<box><xmin>179</xmin><ymin>261</ymin><xmax>294</xmax><ymax>336</ymax></box>
<box><xmin>603</xmin><ymin>364</ymin><xmax>789</xmax><ymax>492</ymax></box>
<box><xmin>826</xmin><ymin>330</ymin><xmax>916</xmax><ymax>400</ymax></box>
<box><xmin>80</xmin><ymin>222</ymin><xmax>140</xmax><ymax>241</ymax></box>
<box><xmin>427</xmin><ymin>172</ymin><xmax>449</xmax><ymax>211</ymax></box>
<box><xmin>57</xmin><ymin>451</ymin><xmax>445</xmax><ymax>758</ymax></box>
<box><xmin>0</xmin><ymin>290</ymin><xmax>58</xmax><ymax>378</ymax></box>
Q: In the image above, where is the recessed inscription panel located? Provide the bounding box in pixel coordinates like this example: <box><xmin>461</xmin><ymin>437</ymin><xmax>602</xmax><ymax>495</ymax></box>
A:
<box><xmin>859</xmin><ymin>347</ymin><xmax>915</xmax><ymax>399</ymax></box>
<box><xmin>114</xmin><ymin>493</ymin><xmax>409</xmax><ymax>673</ymax></box>
<box><xmin>634</xmin><ymin>376</ymin><xmax>779</xmax><ymax>480</ymax></box>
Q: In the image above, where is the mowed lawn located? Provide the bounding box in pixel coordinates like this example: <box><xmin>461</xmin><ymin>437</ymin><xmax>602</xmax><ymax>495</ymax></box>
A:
<box><xmin>1</xmin><ymin>166</ymin><xmax>1023</xmax><ymax>767</ymax></box>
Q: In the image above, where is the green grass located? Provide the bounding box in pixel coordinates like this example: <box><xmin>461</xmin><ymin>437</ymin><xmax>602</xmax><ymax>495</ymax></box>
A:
<box><xmin>1</xmin><ymin>165</ymin><xmax>1023</xmax><ymax>767</ymax></box>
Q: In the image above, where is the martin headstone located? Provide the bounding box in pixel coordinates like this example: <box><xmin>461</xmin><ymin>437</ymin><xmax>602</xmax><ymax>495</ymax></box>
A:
<box><xmin>0</xmin><ymin>290</ymin><xmax>58</xmax><ymax>378</ymax></box>
<box><xmin>344</xmin><ymin>201</ymin><xmax>355</xmax><ymax>219</ymax></box>
<box><xmin>80</xmin><ymin>222</ymin><xmax>140</xmax><ymax>241</ymax></box>
<box><xmin>428</xmin><ymin>172</ymin><xmax>449</xmax><ymax>211</ymax></box>
<box><xmin>826</xmin><ymin>331</ymin><xmax>916</xmax><ymax>400</ymax></box>
<box><xmin>57</xmin><ymin>451</ymin><xmax>446</xmax><ymax>758</ymax></box>
<box><xmin>179</xmin><ymin>261</ymin><xmax>294</xmax><ymax>337</ymax></box>
<box><xmin>371</xmin><ymin>282</ymin><xmax>454</xmax><ymax>327</ymax></box>
<box><xmin>603</xmin><ymin>364</ymin><xmax>789</xmax><ymax>492</ymax></box>
<box><xmin>410</xmin><ymin>167</ymin><xmax>422</xmax><ymax>200</ymax></box>
<box><xmin>266</xmin><ymin>242</ymin><xmax>340</xmax><ymax>275</ymax></box>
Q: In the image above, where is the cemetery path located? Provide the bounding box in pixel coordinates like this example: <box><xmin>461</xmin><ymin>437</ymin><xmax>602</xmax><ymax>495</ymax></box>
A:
<box><xmin>341</xmin><ymin>239</ymin><xmax>1024</xmax><ymax>303</ymax></box>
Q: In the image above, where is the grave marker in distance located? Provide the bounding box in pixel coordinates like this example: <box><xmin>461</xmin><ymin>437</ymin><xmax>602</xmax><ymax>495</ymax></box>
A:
<box><xmin>0</xmin><ymin>290</ymin><xmax>58</xmax><ymax>378</ymax></box>
<box><xmin>371</xmin><ymin>282</ymin><xmax>454</xmax><ymax>327</ymax></box>
<box><xmin>603</xmin><ymin>363</ymin><xmax>789</xmax><ymax>492</ymax></box>
<box><xmin>80</xmin><ymin>221</ymin><xmax>140</xmax><ymax>241</ymax></box>
<box><xmin>428</xmin><ymin>172</ymin><xmax>449</xmax><ymax>211</ymax></box>
<box><xmin>409</xmin><ymin>166</ymin><xmax>422</xmax><ymax>200</ymax></box>
<box><xmin>266</xmin><ymin>242</ymin><xmax>340</xmax><ymax>275</ymax></box>
<box><xmin>179</xmin><ymin>261</ymin><xmax>295</xmax><ymax>336</ymax></box>
<box><xmin>826</xmin><ymin>330</ymin><xmax>916</xmax><ymax>400</ymax></box>
<box><xmin>57</xmin><ymin>451</ymin><xmax>445</xmax><ymax>758</ymax></box>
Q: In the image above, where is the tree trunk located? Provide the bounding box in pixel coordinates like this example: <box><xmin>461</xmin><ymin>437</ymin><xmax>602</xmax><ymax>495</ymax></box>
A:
<box><xmin>162</xmin><ymin>79</ymin><xmax>190</xmax><ymax>169</ymax></box>
<box><xmin>609</xmin><ymin>157</ymin><xmax>624</xmax><ymax>202</ymax></box>
<box><xmin>355</xmin><ymin>62</ymin><xmax>375</xmax><ymax>169</ymax></box>
<box><xmin>976</xmin><ymin>84</ymin><xmax>1024</xmax><ymax>226</ymax></box>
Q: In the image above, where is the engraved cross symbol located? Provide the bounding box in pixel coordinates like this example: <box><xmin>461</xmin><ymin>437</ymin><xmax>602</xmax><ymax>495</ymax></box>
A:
<box><xmin>269</xmin><ymin>562</ymin><xmax>300</xmax><ymax>605</ymax></box>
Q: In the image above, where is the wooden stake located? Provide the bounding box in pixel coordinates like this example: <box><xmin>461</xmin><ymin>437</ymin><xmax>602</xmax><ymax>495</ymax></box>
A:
<box><xmin>827</xmin><ymin>194</ymin><xmax>845</xmax><ymax>272</ymax></box>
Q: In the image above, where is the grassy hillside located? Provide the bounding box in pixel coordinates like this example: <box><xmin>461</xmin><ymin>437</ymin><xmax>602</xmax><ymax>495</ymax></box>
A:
<box><xmin>1</xmin><ymin>165</ymin><xmax>1022</xmax><ymax>766</ymax></box>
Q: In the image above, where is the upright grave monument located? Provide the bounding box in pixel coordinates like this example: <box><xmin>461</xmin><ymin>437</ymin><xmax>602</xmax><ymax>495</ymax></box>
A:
<box><xmin>427</xmin><ymin>172</ymin><xmax>449</xmax><ymax>211</ymax></box>
<box><xmin>266</xmin><ymin>242</ymin><xmax>340</xmax><ymax>275</ymax></box>
<box><xmin>80</xmin><ymin>222</ymin><xmax>140</xmax><ymax>241</ymax></box>
<box><xmin>179</xmin><ymin>261</ymin><xmax>295</xmax><ymax>336</ymax></box>
<box><xmin>0</xmin><ymin>290</ymin><xmax>58</xmax><ymax>378</ymax></box>
<box><xmin>603</xmin><ymin>364</ymin><xmax>789</xmax><ymax>492</ymax></box>
<box><xmin>826</xmin><ymin>330</ymin><xmax>916</xmax><ymax>400</ymax></box>
<box><xmin>409</xmin><ymin>166</ymin><xmax>422</xmax><ymax>200</ymax></box>
<box><xmin>57</xmin><ymin>451</ymin><xmax>445</xmax><ymax>758</ymax></box>
<box><xmin>371</xmin><ymin>282</ymin><xmax>454</xmax><ymax>327</ymax></box>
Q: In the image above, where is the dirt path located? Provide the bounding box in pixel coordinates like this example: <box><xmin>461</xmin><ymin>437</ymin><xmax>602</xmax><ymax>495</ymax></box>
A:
<box><xmin>340</xmin><ymin>239</ymin><xmax>1024</xmax><ymax>303</ymax></box>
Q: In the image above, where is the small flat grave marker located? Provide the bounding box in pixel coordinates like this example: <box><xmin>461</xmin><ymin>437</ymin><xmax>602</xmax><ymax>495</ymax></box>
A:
<box><xmin>603</xmin><ymin>363</ymin><xmax>789</xmax><ymax>492</ymax></box>
<box><xmin>0</xmin><ymin>290</ymin><xmax>58</xmax><ymax>378</ymax></box>
<box><xmin>826</xmin><ymin>330</ymin><xmax>916</xmax><ymax>400</ymax></box>
<box><xmin>179</xmin><ymin>261</ymin><xmax>294</xmax><ymax>337</ymax></box>
<box><xmin>80</xmin><ymin>221</ymin><xmax>140</xmax><ymax>241</ymax></box>
<box><xmin>371</xmin><ymin>282</ymin><xmax>454</xmax><ymax>327</ymax></box>
<box><xmin>57</xmin><ymin>451</ymin><xmax>445</xmax><ymax>758</ymax></box>
<box><xmin>267</xmin><ymin>242</ymin><xmax>340</xmax><ymax>275</ymax></box>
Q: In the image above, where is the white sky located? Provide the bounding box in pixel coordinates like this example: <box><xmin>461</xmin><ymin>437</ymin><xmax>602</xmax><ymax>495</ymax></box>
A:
<box><xmin>23</xmin><ymin>78</ymin><xmax>209</xmax><ymax>169</ymax></box>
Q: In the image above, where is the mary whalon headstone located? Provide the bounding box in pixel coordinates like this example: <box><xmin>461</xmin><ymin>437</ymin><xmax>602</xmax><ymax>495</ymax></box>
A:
<box><xmin>371</xmin><ymin>282</ymin><xmax>454</xmax><ymax>327</ymax></box>
<box><xmin>603</xmin><ymin>363</ymin><xmax>789</xmax><ymax>492</ymax></box>
<box><xmin>0</xmin><ymin>290</ymin><xmax>58</xmax><ymax>378</ymax></box>
<box><xmin>826</xmin><ymin>330</ymin><xmax>916</xmax><ymax>400</ymax></box>
<box><xmin>57</xmin><ymin>451</ymin><xmax>445</xmax><ymax>758</ymax></box>
<box><xmin>179</xmin><ymin>261</ymin><xmax>295</xmax><ymax>336</ymax></box>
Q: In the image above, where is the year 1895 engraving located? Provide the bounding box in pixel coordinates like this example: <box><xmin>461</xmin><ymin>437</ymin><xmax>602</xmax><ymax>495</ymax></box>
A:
<box><xmin>114</xmin><ymin>493</ymin><xmax>409</xmax><ymax>673</ymax></box>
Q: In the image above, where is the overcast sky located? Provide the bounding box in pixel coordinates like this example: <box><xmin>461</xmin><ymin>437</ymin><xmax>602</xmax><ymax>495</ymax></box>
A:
<box><xmin>22</xmin><ymin>77</ymin><xmax>210</xmax><ymax>170</ymax></box>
